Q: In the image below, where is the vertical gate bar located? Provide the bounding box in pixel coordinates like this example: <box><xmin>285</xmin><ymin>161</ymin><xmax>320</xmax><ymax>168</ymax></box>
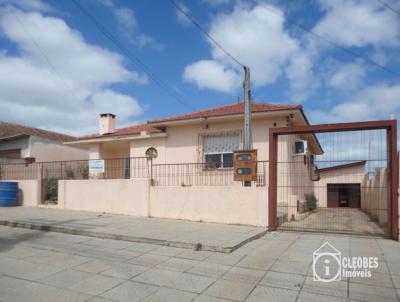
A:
<box><xmin>388</xmin><ymin>122</ymin><xmax>399</xmax><ymax>240</ymax></box>
<box><xmin>268</xmin><ymin>130</ymin><xmax>278</xmax><ymax>229</ymax></box>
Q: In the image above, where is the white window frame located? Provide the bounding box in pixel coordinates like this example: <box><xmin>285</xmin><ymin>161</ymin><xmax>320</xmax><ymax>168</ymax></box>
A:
<box><xmin>204</xmin><ymin>151</ymin><xmax>234</xmax><ymax>169</ymax></box>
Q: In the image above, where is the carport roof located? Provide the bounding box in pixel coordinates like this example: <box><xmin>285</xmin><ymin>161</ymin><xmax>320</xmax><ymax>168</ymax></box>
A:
<box><xmin>317</xmin><ymin>160</ymin><xmax>367</xmax><ymax>173</ymax></box>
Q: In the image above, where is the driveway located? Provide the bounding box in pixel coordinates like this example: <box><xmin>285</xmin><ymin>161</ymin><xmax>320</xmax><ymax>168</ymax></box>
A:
<box><xmin>0</xmin><ymin>226</ymin><xmax>399</xmax><ymax>302</ymax></box>
<box><xmin>279</xmin><ymin>208</ymin><xmax>387</xmax><ymax>236</ymax></box>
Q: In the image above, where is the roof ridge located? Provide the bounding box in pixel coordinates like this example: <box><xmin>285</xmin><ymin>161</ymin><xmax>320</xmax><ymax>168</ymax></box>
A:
<box><xmin>0</xmin><ymin>120</ymin><xmax>76</xmax><ymax>142</ymax></box>
<box><xmin>147</xmin><ymin>101</ymin><xmax>301</xmax><ymax>124</ymax></box>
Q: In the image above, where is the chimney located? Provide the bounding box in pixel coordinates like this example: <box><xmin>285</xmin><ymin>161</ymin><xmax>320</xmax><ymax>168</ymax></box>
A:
<box><xmin>99</xmin><ymin>113</ymin><xmax>116</xmax><ymax>135</ymax></box>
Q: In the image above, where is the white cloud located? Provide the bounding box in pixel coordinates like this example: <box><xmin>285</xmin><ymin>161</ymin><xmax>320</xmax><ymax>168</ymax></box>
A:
<box><xmin>98</xmin><ymin>0</ymin><xmax>163</xmax><ymax>50</ymax></box>
<box><xmin>183</xmin><ymin>60</ymin><xmax>240</xmax><ymax>93</ymax></box>
<box><xmin>309</xmin><ymin>83</ymin><xmax>400</xmax><ymax>123</ymax></box>
<box><xmin>0</xmin><ymin>7</ymin><xmax>146</xmax><ymax>135</ymax></box>
<box><xmin>314</xmin><ymin>0</ymin><xmax>400</xmax><ymax>48</ymax></box>
<box><xmin>286</xmin><ymin>52</ymin><xmax>319</xmax><ymax>101</ymax></box>
<box><xmin>183</xmin><ymin>3</ymin><xmax>310</xmax><ymax>94</ymax></box>
<box><xmin>326</xmin><ymin>61</ymin><xmax>366</xmax><ymax>92</ymax></box>
<box><xmin>0</xmin><ymin>0</ymin><xmax>52</xmax><ymax>12</ymax></box>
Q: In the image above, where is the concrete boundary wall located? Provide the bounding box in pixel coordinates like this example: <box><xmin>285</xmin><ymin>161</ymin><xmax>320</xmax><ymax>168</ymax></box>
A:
<box><xmin>58</xmin><ymin>179</ymin><xmax>150</xmax><ymax>217</ymax></box>
<box><xmin>57</xmin><ymin>179</ymin><xmax>269</xmax><ymax>227</ymax></box>
<box><xmin>150</xmin><ymin>186</ymin><xmax>268</xmax><ymax>227</ymax></box>
<box><xmin>0</xmin><ymin>180</ymin><xmax>41</xmax><ymax>207</ymax></box>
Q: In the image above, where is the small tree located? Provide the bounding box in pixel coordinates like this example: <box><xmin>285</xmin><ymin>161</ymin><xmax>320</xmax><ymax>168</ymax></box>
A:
<box><xmin>302</xmin><ymin>193</ymin><xmax>318</xmax><ymax>213</ymax></box>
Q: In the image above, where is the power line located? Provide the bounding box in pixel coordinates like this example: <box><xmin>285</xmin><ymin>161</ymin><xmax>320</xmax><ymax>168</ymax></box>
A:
<box><xmin>252</xmin><ymin>0</ymin><xmax>400</xmax><ymax>78</ymax></box>
<box><xmin>375</xmin><ymin>0</ymin><xmax>400</xmax><ymax>16</ymax></box>
<box><xmin>72</xmin><ymin>0</ymin><xmax>196</xmax><ymax>111</ymax></box>
<box><xmin>168</xmin><ymin>0</ymin><xmax>244</xmax><ymax>67</ymax></box>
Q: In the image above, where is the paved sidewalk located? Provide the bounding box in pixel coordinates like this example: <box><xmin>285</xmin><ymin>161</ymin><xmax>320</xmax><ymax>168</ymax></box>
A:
<box><xmin>0</xmin><ymin>226</ymin><xmax>399</xmax><ymax>302</ymax></box>
<box><xmin>0</xmin><ymin>207</ymin><xmax>267</xmax><ymax>253</ymax></box>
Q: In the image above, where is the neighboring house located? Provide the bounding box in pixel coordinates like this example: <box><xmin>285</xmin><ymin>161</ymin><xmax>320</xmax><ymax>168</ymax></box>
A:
<box><xmin>0</xmin><ymin>121</ymin><xmax>88</xmax><ymax>163</ymax></box>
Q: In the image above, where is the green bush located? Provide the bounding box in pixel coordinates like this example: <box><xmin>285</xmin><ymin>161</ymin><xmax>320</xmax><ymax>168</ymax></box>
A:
<box><xmin>79</xmin><ymin>166</ymin><xmax>89</xmax><ymax>179</ymax></box>
<box><xmin>65</xmin><ymin>168</ymin><xmax>75</xmax><ymax>179</ymax></box>
<box><xmin>301</xmin><ymin>193</ymin><xmax>318</xmax><ymax>213</ymax></box>
<box><xmin>45</xmin><ymin>178</ymin><xmax>59</xmax><ymax>201</ymax></box>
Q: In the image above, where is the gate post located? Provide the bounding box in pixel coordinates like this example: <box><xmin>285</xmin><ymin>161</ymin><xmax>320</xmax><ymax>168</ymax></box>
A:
<box><xmin>268</xmin><ymin>130</ymin><xmax>278</xmax><ymax>230</ymax></box>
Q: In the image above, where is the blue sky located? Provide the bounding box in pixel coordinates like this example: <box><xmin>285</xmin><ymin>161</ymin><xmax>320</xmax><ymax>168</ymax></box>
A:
<box><xmin>0</xmin><ymin>0</ymin><xmax>399</xmax><ymax>136</ymax></box>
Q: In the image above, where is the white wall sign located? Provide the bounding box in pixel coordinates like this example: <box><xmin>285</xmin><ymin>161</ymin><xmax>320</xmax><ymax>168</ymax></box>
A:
<box><xmin>89</xmin><ymin>159</ymin><xmax>105</xmax><ymax>174</ymax></box>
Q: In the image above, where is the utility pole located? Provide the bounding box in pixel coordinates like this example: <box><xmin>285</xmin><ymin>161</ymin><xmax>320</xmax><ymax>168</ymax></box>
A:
<box><xmin>243</xmin><ymin>66</ymin><xmax>252</xmax><ymax>187</ymax></box>
<box><xmin>243</xmin><ymin>66</ymin><xmax>252</xmax><ymax>150</ymax></box>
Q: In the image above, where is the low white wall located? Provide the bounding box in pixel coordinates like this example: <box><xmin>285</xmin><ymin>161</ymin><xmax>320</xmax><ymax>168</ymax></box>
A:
<box><xmin>58</xmin><ymin>179</ymin><xmax>268</xmax><ymax>227</ymax></box>
<box><xmin>149</xmin><ymin>186</ymin><xmax>268</xmax><ymax>227</ymax></box>
<box><xmin>0</xmin><ymin>180</ymin><xmax>41</xmax><ymax>207</ymax></box>
<box><xmin>58</xmin><ymin>179</ymin><xmax>150</xmax><ymax>217</ymax></box>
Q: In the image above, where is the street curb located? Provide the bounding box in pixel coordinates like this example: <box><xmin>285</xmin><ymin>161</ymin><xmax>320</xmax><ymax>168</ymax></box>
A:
<box><xmin>0</xmin><ymin>220</ymin><xmax>268</xmax><ymax>253</ymax></box>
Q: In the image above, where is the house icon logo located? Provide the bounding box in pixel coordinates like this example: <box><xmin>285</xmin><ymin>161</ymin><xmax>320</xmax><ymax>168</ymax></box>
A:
<box><xmin>313</xmin><ymin>242</ymin><xmax>342</xmax><ymax>282</ymax></box>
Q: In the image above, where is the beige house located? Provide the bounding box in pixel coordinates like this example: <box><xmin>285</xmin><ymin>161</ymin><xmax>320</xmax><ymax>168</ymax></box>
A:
<box><xmin>68</xmin><ymin>102</ymin><xmax>322</xmax><ymax>166</ymax></box>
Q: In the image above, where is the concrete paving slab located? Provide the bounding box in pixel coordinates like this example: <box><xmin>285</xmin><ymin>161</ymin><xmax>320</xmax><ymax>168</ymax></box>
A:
<box><xmin>194</xmin><ymin>296</ymin><xmax>232</xmax><ymax>302</ymax></box>
<box><xmin>245</xmin><ymin>285</ymin><xmax>298</xmax><ymax>302</ymax></box>
<box><xmin>69</xmin><ymin>274</ymin><xmax>123</xmax><ymax>296</ymax></box>
<box><xmin>100</xmin><ymin>262</ymin><xmax>148</xmax><ymax>279</ymax></box>
<box><xmin>132</xmin><ymin>268</ymin><xmax>182</xmax><ymax>287</ymax></box>
<box><xmin>166</xmin><ymin>272</ymin><xmax>216</xmax><ymax>293</ymax></box>
<box><xmin>221</xmin><ymin>267</ymin><xmax>265</xmax><ymax>284</ymax></box>
<box><xmin>1</xmin><ymin>282</ymin><xmax>91</xmax><ymax>302</ymax></box>
<box><xmin>259</xmin><ymin>271</ymin><xmax>305</xmax><ymax>290</ymax></box>
<box><xmin>203</xmin><ymin>279</ymin><xmax>255</xmax><ymax>301</ymax></box>
<box><xmin>236</xmin><ymin>255</ymin><xmax>276</xmax><ymax>270</ymax></box>
<box><xmin>0</xmin><ymin>207</ymin><xmax>267</xmax><ymax>253</ymax></box>
<box><xmin>156</xmin><ymin>257</ymin><xmax>199</xmax><ymax>272</ymax></box>
<box><xmin>297</xmin><ymin>291</ymin><xmax>347</xmax><ymax>302</ymax></box>
<box><xmin>73</xmin><ymin>259</ymin><xmax>114</xmax><ymax>274</ymax></box>
<box><xmin>37</xmin><ymin>269</ymin><xmax>94</xmax><ymax>288</ymax></box>
<box><xmin>270</xmin><ymin>259</ymin><xmax>310</xmax><ymax>275</ymax></box>
<box><xmin>129</xmin><ymin>254</ymin><xmax>170</xmax><ymax>267</ymax></box>
<box><xmin>1</xmin><ymin>226</ymin><xmax>400</xmax><ymax>302</ymax></box>
<box><xmin>349</xmin><ymin>282</ymin><xmax>399</xmax><ymax>302</ymax></box>
<box><xmin>302</xmin><ymin>276</ymin><xmax>348</xmax><ymax>298</ymax></box>
<box><xmin>187</xmin><ymin>262</ymin><xmax>231</xmax><ymax>278</ymax></box>
<box><xmin>141</xmin><ymin>288</ymin><xmax>197</xmax><ymax>302</ymax></box>
<box><xmin>100</xmin><ymin>280</ymin><xmax>159</xmax><ymax>302</ymax></box>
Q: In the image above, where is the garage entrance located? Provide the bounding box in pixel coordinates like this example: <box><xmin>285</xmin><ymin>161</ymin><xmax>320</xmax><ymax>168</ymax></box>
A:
<box><xmin>327</xmin><ymin>183</ymin><xmax>360</xmax><ymax>208</ymax></box>
<box><xmin>269</xmin><ymin>120</ymin><xmax>398</xmax><ymax>239</ymax></box>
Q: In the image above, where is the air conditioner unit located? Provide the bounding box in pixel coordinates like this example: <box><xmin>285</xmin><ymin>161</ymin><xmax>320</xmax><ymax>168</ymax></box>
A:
<box><xmin>293</xmin><ymin>140</ymin><xmax>308</xmax><ymax>156</ymax></box>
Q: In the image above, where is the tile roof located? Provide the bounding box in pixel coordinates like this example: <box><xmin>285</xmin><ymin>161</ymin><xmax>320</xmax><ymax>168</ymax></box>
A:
<box><xmin>148</xmin><ymin>101</ymin><xmax>302</xmax><ymax>124</ymax></box>
<box><xmin>76</xmin><ymin>101</ymin><xmax>303</xmax><ymax>141</ymax></box>
<box><xmin>78</xmin><ymin>123</ymin><xmax>162</xmax><ymax>140</ymax></box>
<box><xmin>0</xmin><ymin>121</ymin><xmax>76</xmax><ymax>142</ymax></box>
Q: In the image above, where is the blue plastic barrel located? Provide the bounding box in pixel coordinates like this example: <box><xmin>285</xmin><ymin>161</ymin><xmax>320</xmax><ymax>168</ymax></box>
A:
<box><xmin>0</xmin><ymin>182</ymin><xmax>18</xmax><ymax>206</ymax></box>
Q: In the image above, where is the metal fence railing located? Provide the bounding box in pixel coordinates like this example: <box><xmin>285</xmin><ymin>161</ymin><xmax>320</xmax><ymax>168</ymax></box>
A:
<box><xmin>0</xmin><ymin>157</ymin><xmax>150</xmax><ymax>181</ymax></box>
<box><xmin>151</xmin><ymin>161</ymin><xmax>268</xmax><ymax>187</ymax></box>
<box><xmin>0</xmin><ymin>158</ymin><xmax>268</xmax><ymax>187</ymax></box>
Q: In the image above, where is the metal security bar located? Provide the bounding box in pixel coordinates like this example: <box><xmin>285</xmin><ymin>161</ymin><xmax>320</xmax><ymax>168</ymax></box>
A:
<box><xmin>275</xmin><ymin>129</ymin><xmax>389</xmax><ymax>237</ymax></box>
